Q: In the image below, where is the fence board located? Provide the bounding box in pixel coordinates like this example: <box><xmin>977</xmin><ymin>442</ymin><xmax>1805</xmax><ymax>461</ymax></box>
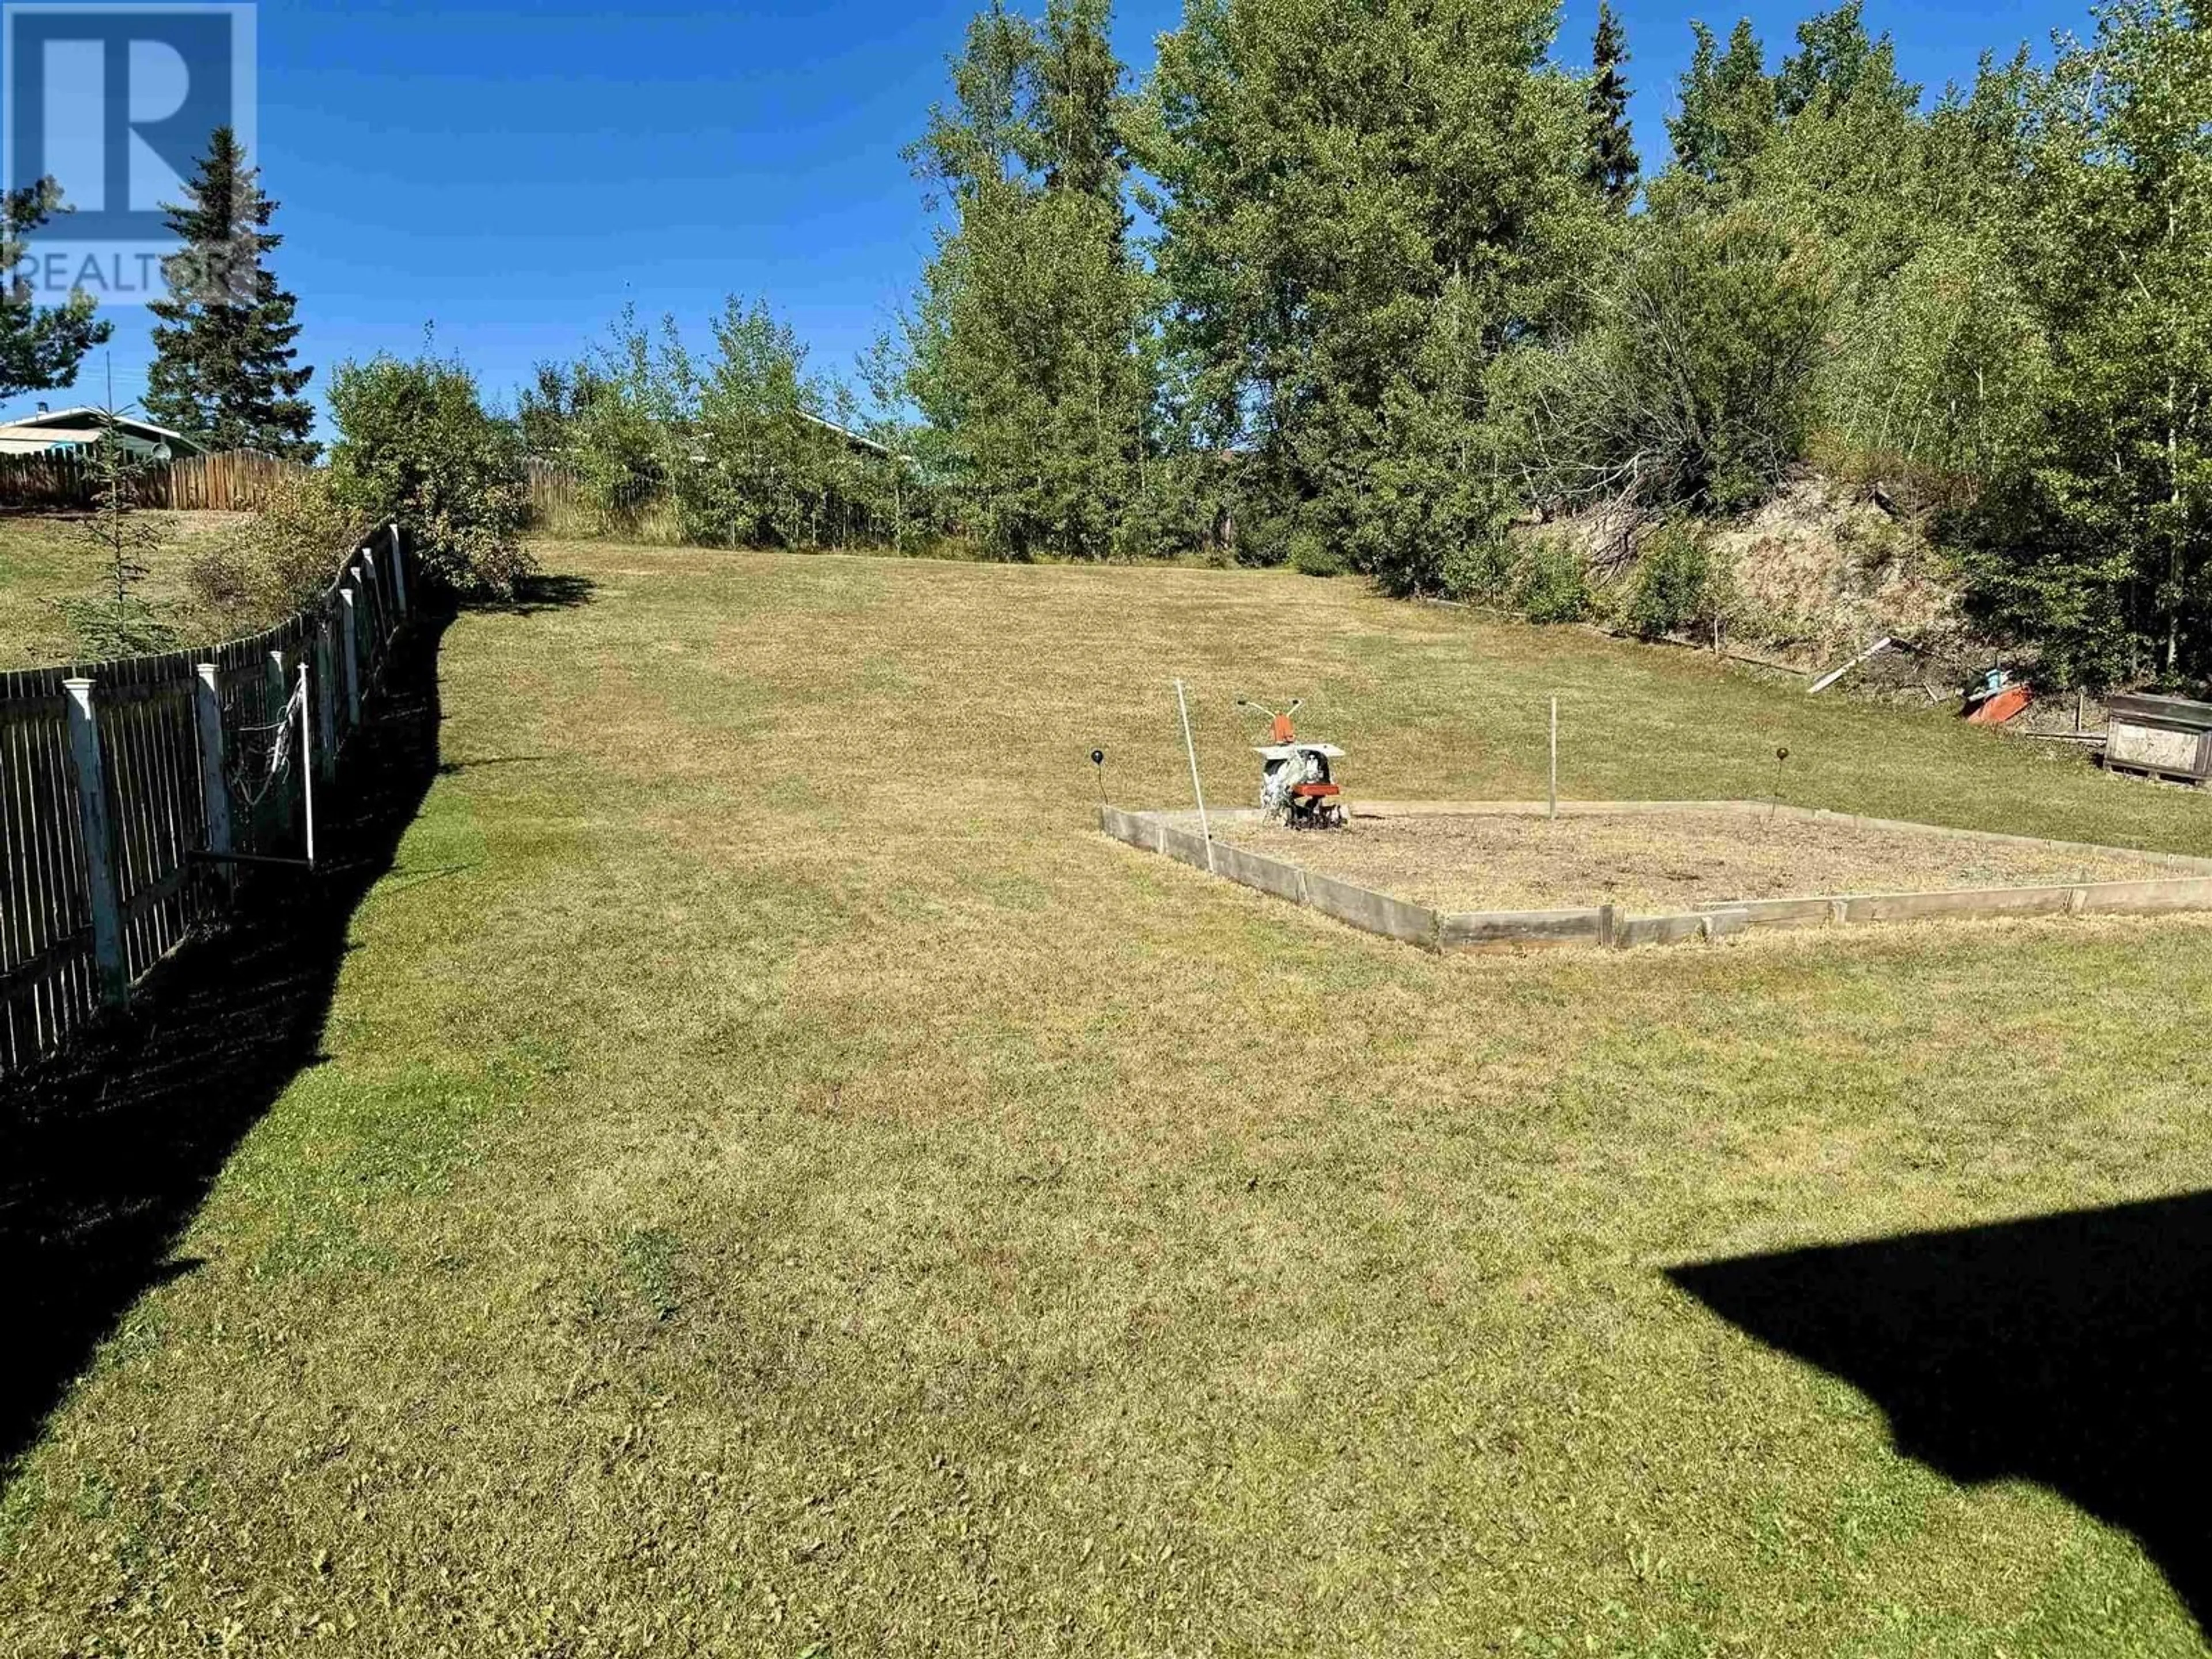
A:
<box><xmin>0</xmin><ymin>449</ymin><xmax>311</xmax><ymax>513</ymax></box>
<box><xmin>0</xmin><ymin>528</ymin><xmax>413</xmax><ymax>1079</ymax></box>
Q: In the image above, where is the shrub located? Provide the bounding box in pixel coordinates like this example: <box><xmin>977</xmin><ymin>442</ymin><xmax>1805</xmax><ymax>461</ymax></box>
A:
<box><xmin>1287</xmin><ymin>530</ymin><xmax>1346</xmax><ymax>577</ymax></box>
<box><xmin>186</xmin><ymin>470</ymin><xmax>366</xmax><ymax>634</ymax></box>
<box><xmin>1514</xmin><ymin>540</ymin><xmax>1589</xmax><ymax>623</ymax></box>
<box><xmin>1441</xmin><ymin>535</ymin><xmax>1516</xmax><ymax>602</ymax></box>
<box><xmin>1624</xmin><ymin>520</ymin><xmax>1712</xmax><ymax>638</ymax></box>
<box><xmin>327</xmin><ymin>350</ymin><xmax>532</xmax><ymax>597</ymax></box>
<box><xmin>1514</xmin><ymin>210</ymin><xmax>1832</xmax><ymax>521</ymax></box>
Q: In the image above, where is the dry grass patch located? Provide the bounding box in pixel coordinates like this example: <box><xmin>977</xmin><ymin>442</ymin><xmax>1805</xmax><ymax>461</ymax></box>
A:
<box><xmin>0</xmin><ymin>509</ymin><xmax>248</xmax><ymax>667</ymax></box>
<box><xmin>3</xmin><ymin>541</ymin><xmax>2210</xmax><ymax>1656</ymax></box>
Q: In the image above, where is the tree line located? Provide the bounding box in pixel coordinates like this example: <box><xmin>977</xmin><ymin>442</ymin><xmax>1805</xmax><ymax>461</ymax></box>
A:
<box><xmin>517</xmin><ymin>0</ymin><xmax>2212</xmax><ymax>689</ymax></box>
<box><xmin>6</xmin><ymin>1</ymin><xmax>2206</xmax><ymax>688</ymax></box>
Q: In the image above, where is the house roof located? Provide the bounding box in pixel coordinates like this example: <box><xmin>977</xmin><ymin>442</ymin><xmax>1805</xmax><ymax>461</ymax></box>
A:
<box><xmin>0</xmin><ymin>407</ymin><xmax>211</xmax><ymax>456</ymax></box>
<box><xmin>798</xmin><ymin>409</ymin><xmax>893</xmax><ymax>459</ymax></box>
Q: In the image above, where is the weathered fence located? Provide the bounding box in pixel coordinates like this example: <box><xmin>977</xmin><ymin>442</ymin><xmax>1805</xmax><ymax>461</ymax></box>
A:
<box><xmin>523</xmin><ymin>458</ymin><xmax>579</xmax><ymax>524</ymax></box>
<box><xmin>0</xmin><ymin>449</ymin><xmax>313</xmax><ymax>512</ymax></box>
<box><xmin>0</xmin><ymin>524</ymin><xmax>413</xmax><ymax>1078</ymax></box>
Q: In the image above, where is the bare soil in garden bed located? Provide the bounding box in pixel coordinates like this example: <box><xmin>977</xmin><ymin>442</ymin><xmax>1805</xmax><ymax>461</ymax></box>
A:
<box><xmin>1221</xmin><ymin>809</ymin><xmax>2175</xmax><ymax>914</ymax></box>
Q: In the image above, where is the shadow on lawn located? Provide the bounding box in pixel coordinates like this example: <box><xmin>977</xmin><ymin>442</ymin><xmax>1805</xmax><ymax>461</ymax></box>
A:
<box><xmin>1672</xmin><ymin>1191</ymin><xmax>2212</xmax><ymax>1630</ymax></box>
<box><xmin>0</xmin><ymin>600</ymin><xmax>457</xmax><ymax>1483</ymax></box>
<box><xmin>491</xmin><ymin>571</ymin><xmax>597</xmax><ymax>614</ymax></box>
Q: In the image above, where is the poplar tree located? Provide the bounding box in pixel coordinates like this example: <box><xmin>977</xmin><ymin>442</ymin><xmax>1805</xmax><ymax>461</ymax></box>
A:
<box><xmin>1144</xmin><ymin>0</ymin><xmax>1601</xmax><ymax>592</ymax></box>
<box><xmin>145</xmin><ymin>128</ymin><xmax>319</xmax><ymax>460</ymax></box>
<box><xmin>1960</xmin><ymin>0</ymin><xmax>2212</xmax><ymax>685</ymax></box>
<box><xmin>1668</xmin><ymin>19</ymin><xmax>1776</xmax><ymax>194</ymax></box>
<box><xmin>1585</xmin><ymin>3</ymin><xmax>1641</xmax><ymax>207</ymax></box>
<box><xmin>903</xmin><ymin>0</ymin><xmax>1152</xmax><ymax>559</ymax></box>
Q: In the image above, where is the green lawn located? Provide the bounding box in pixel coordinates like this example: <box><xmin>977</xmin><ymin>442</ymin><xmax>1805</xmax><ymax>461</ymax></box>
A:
<box><xmin>4</xmin><ymin>541</ymin><xmax>2210</xmax><ymax>1655</ymax></box>
<box><xmin>0</xmin><ymin>510</ymin><xmax>228</xmax><ymax>669</ymax></box>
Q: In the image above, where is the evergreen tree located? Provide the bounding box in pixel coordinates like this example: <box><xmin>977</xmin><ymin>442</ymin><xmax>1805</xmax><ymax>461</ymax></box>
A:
<box><xmin>1585</xmin><ymin>3</ymin><xmax>1640</xmax><ymax>208</ymax></box>
<box><xmin>145</xmin><ymin>128</ymin><xmax>319</xmax><ymax>460</ymax></box>
<box><xmin>55</xmin><ymin>406</ymin><xmax>176</xmax><ymax>659</ymax></box>
<box><xmin>0</xmin><ymin>179</ymin><xmax>111</xmax><ymax>399</ymax></box>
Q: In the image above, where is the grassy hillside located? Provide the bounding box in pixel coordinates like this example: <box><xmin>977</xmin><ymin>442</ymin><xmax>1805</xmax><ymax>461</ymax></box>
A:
<box><xmin>0</xmin><ymin>511</ymin><xmax>229</xmax><ymax>669</ymax></box>
<box><xmin>3</xmin><ymin>542</ymin><xmax>2208</xmax><ymax>1655</ymax></box>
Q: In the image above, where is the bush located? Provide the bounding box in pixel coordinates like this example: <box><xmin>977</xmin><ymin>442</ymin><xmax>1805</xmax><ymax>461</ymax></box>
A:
<box><xmin>1287</xmin><ymin>530</ymin><xmax>1346</xmax><ymax>577</ymax></box>
<box><xmin>1624</xmin><ymin>521</ymin><xmax>1713</xmax><ymax>638</ymax></box>
<box><xmin>1441</xmin><ymin>535</ymin><xmax>1516</xmax><ymax>602</ymax></box>
<box><xmin>1514</xmin><ymin>540</ymin><xmax>1589</xmax><ymax>623</ymax></box>
<box><xmin>1514</xmin><ymin>210</ymin><xmax>1832</xmax><ymax>521</ymax></box>
<box><xmin>186</xmin><ymin>470</ymin><xmax>366</xmax><ymax>634</ymax></box>
<box><xmin>327</xmin><ymin>351</ymin><xmax>532</xmax><ymax>597</ymax></box>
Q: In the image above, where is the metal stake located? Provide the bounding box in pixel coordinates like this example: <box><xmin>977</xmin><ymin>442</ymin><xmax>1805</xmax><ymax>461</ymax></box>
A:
<box><xmin>1175</xmin><ymin>679</ymin><xmax>1214</xmax><ymax>872</ymax></box>
<box><xmin>1549</xmin><ymin>696</ymin><xmax>1559</xmax><ymax>821</ymax></box>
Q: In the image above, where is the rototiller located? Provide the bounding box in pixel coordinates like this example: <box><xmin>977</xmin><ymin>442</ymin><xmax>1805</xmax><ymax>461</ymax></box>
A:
<box><xmin>1237</xmin><ymin>697</ymin><xmax>1349</xmax><ymax>828</ymax></box>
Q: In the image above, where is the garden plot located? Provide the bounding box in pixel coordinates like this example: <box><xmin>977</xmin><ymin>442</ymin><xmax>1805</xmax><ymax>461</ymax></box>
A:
<box><xmin>1104</xmin><ymin>799</ymin><xmax>2212</xmax><ymax>949</ymax></box>
<box><xmin>1222</xmin><ymin>806</ymin><xmax>2180</xmax><ymax>915</ymax></box>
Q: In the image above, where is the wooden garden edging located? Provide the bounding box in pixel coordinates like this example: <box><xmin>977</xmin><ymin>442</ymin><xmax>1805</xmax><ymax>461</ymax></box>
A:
<box><xmin>1099</xmin><ymin>801</ymin><xmax>2212</xmax><ymax>955</ymax></box>
<box><xmin>1</xmin><ymin>524</ymin><xmax>414</xmax><ymax>1079</ymax></box>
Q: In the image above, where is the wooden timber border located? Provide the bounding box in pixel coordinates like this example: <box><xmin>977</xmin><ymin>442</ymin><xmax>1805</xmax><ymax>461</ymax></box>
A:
<box><xmin>1097</xmin><ymin>800</ymin><xmax>2212</xmax><ymax>953</ymax></box>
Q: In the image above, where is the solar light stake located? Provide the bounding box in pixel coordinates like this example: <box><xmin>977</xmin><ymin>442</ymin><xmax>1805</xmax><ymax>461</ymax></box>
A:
<box><xmin>1090</xmin><ymin>748</ymin><xmax>1107</xmax><ymax>805</ymax></box>
<box><xmin>1770</xmin><ymin>746</ymin><xmax>1791</xmax><ymax>822</ymax></box>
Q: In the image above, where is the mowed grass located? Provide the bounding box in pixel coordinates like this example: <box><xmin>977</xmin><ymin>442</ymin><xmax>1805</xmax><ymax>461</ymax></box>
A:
<box><xmin>0</xmin><ymin>511</ymin><xmax>230</xmax><ymax>669</ymax></box>
<box><xmin>5</xmin><ymin>543</ymin><xmax>2212</xmax><ymax>1656</ymax></box>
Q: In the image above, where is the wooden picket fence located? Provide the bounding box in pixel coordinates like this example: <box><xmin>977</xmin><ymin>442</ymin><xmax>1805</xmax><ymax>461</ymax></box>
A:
<box><xmin>523</xmin><ymin>457</ymin><xmax>579</xmax><ymax>523</ymax></box>
<box><xmin>0</xmin><ymin>525</ymin><xmax>413</xmax><ymax>1079</ymax></box>
<box><xmin>0</xmin><ymin>449</ymin><xmax>312</xmax><ymax>512</ymax></box>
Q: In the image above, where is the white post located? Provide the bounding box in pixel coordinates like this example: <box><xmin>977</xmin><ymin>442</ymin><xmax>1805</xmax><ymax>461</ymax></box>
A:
<box><xmin>339</xmin><ymin>585</ymin><xmax>362</xmax><ymax>727</ymax></box>
<box><xmin>297</xmin><ymin>662</ymin><xmax>317</xmax><ymax>868</ymax></box>
<box><xmin>388</xmin><ymin>522</ymin><xmax>407</xmax><ymax>615</ymax></box>
<box><xmin>63</xmin><ymin>677</ymin><xmax>128</xmax><ymax>1007</ymax></box>
<box><xmin>267</xmin><ymin>646</ymin><xmax>293</xmax><ymax>839</ymax></box>
<box><xmin>1548</xmin><ymin>696</ymin><xmax>1559</xmax><ymax>821</ymax></box>
<box><xmin>192</xmin><ymin>663</ymin><xmax>234</xmax><ymax>878</ymax></box>
<box><xmin>1175</xmin><ymin>679</ymin><xmax>1214</xmax><ymax>872</ymax></box>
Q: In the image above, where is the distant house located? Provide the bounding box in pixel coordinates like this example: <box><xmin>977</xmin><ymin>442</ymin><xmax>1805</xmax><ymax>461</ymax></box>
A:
<box><xmin>798</xmin><ymin>409</ymin><xmax>895</xmax><ymax>460</ymax></box>
<box><xmin>0</xmin><ymin>405</ymin><xmax>210</xmax><ymax>460</ymax></box>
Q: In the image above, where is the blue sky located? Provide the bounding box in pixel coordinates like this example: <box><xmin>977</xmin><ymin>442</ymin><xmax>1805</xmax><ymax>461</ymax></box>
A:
<box><xmin>12</xmin><ymin>0</ymin><xmax>2082</xmax><ymax>437</ymax></box>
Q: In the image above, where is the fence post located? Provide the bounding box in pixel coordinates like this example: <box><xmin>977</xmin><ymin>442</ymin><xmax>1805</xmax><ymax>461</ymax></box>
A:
<box><xmin>192</xmin><ymin>662</ymin><xmax>234</xmax><ymax>880</ymax></box>
<box><xmin>62</xmin><ymin>678</ymin><xmax>128</xmax><ymax>1008</ymax></box>
<box><xmin>339</xmin><ymin>584</ymin><xmax>361</xmax><ymax>728</ymax></box>
<box><xmin>312</xmin><ymin>614</ymin><xmax>339</xmax><ymax>781</ymax></box>
<box><xmin>363</xmin><ymin>548</ymin><xmax>387</xmax><ymax>651</ymax></box>
<box><xmin>388</xmin><ymin>522</ymin><xmax>407</xmax><ymax>615</ymax></box>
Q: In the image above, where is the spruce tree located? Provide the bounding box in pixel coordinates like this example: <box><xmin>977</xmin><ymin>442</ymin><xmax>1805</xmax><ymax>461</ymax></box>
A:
<box><xmin>0</xmin><ymin>180</ymin><xmax>111</xmax><ymax>399</ymax></box>
<box><xmin>145</xmin><ymin>128</ymin><xmax>319</xmax><ymax>460</ymax></box>
<box><xmin>1585</xmin><ymin>2</ymin><xmax>1641</xmax><ymax>207</ymax></box>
